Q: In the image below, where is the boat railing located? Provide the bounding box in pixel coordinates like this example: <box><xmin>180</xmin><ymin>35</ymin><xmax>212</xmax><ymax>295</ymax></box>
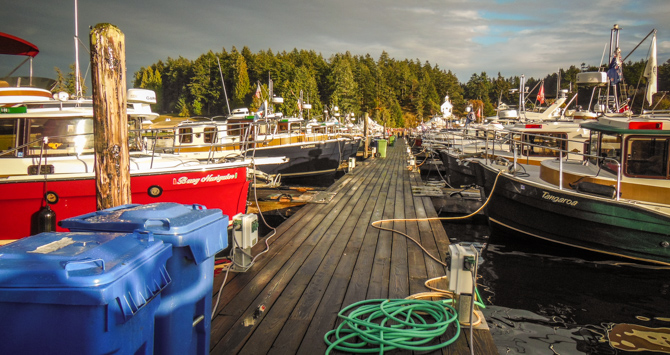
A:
<box><xmin>138</xmin><ymin>120</ymin><xmax>278</xmax><ymax>165</ymax></box>
<box><xmin>435</xmin><ymin>126</ymin><xmax>623</xmax><ymax>200</ymax></box>
<box><xmin>486</xmin><ymin>130</ymin><xmax>622</xmax><ymax>201</ymax></box>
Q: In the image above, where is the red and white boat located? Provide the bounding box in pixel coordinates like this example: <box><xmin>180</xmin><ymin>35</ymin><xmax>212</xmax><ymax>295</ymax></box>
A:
<box><xmin>0</xmin><ymin>33</ymin><xmax>250</xmax><ymax>243</ymax></box>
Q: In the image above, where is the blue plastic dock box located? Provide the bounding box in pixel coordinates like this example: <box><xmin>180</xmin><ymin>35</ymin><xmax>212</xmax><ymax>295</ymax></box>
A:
<box><xmin>60</xmin><ymin>202</ymin><xmax>228</xmax><ymax>355</ymax></box>
<box><xmin>0</xmin><ymin>231</ymin><xmax>172</xmax><ymax>354</ymax></box>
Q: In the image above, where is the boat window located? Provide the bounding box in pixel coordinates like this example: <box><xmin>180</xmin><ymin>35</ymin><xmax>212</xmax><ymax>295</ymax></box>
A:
<box><xmin>204</xmin><ymin>127</ymin><xmax>217</xmax><ymax>143</ymax></box>
<box><xmin>227</xmin><ymin>122</ymin><xmax>243</xmax><ymax>137</ymax></box>
<box><xmin>587</xmin><ymin>131</ymin><xmax>599</xmax><ymax>165</ymax></box>
<box><xmin>27</xmin><ymin>118</ymin><xmax>94</xmax><ymax>156</ymax></box>
<box><xmin>599</xmin><ymin>133</ymin><xmax>622</xmax><ymax>173</ymax></box>
<box><xmin>522</xmin><ymin>133</ymin><xmax>567</xmax><ymax>157</ymax></box>
<box><xmin>178</xmin><ymin>127</ymin><xmax>193</xmax><ymax>143</ymax></box>
<box><xmin>624</xmin><ymin>137</ymin><xmax>669</xmax><ymax>178</ymax></box>
<box><xmin>0</xmin><ymin>119</ymin><xmax>17</xmax><ymax>157</ymax></box>
<box><xmin>149</xmin><ymin>129</ymin><xmax>175</xmax><ymax>151</ymax></box>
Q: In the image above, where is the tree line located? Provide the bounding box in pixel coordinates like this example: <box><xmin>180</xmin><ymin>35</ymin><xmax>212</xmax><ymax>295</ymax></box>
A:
<box><xmin>53</xmin><ymin>47</ymin><xmax>670</xmax><ymax>127</ymax></box>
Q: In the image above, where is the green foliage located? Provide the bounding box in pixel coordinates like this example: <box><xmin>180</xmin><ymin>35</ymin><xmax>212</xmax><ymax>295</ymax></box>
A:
<box><xmin>176</xmin><ymin>96</ymin><xmax>190</xmax><ymax>117</ymax></box>
<box><xmin>133</xmin><ymin>47</ymin><xmax>670</xmax><ymax>126</ymax></box>
<box><xmin>52</xmin><ymin>64</ymin><xmax>87</xmax><ymax>96</ymax></box>
<box><xmin>52</xmin><ymin>67</ymin><xmax>68</xmax><ymax>93</ymax></box>
<box><xmin>135</xmin><ymin>66</ymin><xmax>163</xmax><ymax>111</ymax></box>
<box><xmin>233</xmin><ymin>53</ymin><xmax>250</xmax><ymax>108</ymax></box>
<box><xmin>192</xmin><ymin>100</ymin><xmax>203</xmax><ymax>116</ymax></box>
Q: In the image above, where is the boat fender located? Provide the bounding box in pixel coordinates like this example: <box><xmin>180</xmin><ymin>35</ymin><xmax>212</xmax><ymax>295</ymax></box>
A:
<box><xmin>31</xmin><ymin>205</ymin><xmax>57</xmax><ymax>234</ymax></box>
<box><xmin>570</xmin><ymin>181</ymin><xmax>617</xmax><ymax>199</ymax></box>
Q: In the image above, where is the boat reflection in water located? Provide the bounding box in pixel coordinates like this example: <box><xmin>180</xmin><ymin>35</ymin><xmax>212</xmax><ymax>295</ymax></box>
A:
<box><xmin>438</xmin><ymin>216</ymin><xmax>670</xmax><ymax>355</ymax></box>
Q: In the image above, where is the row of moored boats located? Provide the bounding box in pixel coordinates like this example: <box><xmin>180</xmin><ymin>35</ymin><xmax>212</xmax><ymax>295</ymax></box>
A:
<box><xmin>0</xmin><ymin>31</ymin><xmax>380</xmax><ymax>243</ymax></box>
<box><xmin>411</xmin><ymin>25</ymin><xmax>670</xmax><ymax>266</ymax></box>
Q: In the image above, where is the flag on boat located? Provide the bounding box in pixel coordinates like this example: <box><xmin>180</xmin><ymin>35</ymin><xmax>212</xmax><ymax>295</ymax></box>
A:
<box><xmin>644</xmin><ymin>33</ymin><xmax>657</xmax><ymax>105</ymax></box>
<box><xmin>607</xmin><ymin>49</ymin><xmax>623</xmax><ymax>86</ymax></box>
<box><xmin>465</xmin><ymin>111</ymin><xmax>475</xmax><ymax>126</ymax></box>
<box><xmin>254</xmin><ymin>84</ymin><xmax>262</xmax><ymax>99</ymax></box>
<box><xmin>537</xmin><ymin>81</ymin><xmax>545</xmax><ymax>104</ymax></box>
<box><xmin>255</xmin><ymin>100</ymin><xmax>266</xmax><ymax>118</ymax></box>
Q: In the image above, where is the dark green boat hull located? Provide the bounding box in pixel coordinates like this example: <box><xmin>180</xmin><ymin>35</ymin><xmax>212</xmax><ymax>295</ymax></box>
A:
<box><xmin>478</xmin><ymin>164</ymin><xmax>670</xmax><ymax>265</ymax></box>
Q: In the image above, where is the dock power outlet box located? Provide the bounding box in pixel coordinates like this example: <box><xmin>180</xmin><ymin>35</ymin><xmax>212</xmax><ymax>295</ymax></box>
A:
<box><xmin>232</xmin><ymin>213</ymin><xmax>259</xmax><ymax>249</ymax></box>
<box><xmin>447</xmin><ymin>244</ymin><xmax>478</xmax><ymax>295</ymax></box>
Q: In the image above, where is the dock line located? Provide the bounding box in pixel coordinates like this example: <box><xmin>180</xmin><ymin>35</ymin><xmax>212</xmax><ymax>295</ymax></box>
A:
<box><xmin>212</xmin><ymin>159</ymin><xmax>279</xmax><ymax>320</ymax></box>
<box><xmin>370</xmin><ymin>171</ymin><xmax>502</xmax><ymax>267</ymax></box>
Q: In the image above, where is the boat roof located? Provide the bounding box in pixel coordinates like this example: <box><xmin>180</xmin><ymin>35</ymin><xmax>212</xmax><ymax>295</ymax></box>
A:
<box><xmin>581</xmin><ymin>116</ymin><xmax>670</xmax><ymax>135</ymax></box>
<box><xmin>0</xmin><ymin>32</ymin><xmax>39</xmax><ymax>57</ymax></box>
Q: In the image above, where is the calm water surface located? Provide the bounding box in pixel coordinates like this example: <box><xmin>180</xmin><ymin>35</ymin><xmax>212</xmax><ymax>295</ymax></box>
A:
<box><xmin>441</xmin><ymin>218</ymin><xmax>670</xmax><ymax>355</ymax></box>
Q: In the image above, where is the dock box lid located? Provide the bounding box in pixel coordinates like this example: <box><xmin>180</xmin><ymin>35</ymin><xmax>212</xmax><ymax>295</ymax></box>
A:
<box><xmin>0</xmin><ymin>231</ymin><xmax>172</xmax><ymax>310</ymax></box>
<box><xmin>60</xmin><ymin>203</ymin><xmax>228</xmax><ymax>263</ymax></box>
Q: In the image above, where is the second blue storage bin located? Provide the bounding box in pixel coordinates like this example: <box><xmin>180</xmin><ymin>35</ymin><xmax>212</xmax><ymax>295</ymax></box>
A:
<box><xmin>61</xmin><ymin>202</ymin><xmax>228</xmax><ymax>355</ymax></box>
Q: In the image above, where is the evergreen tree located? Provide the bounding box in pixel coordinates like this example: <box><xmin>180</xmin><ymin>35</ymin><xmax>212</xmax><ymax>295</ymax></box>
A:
<box><xmin>65</xmin><ymin>64</ymin><xmax>86</xmax><ymax>96</ymax></box>
<box><xmin>52</xmin><ymin>67</ymin><xmax>68</xmax><ymax>93</ymax></box>
<box><xmin>136</xmin><ymin>66</ymin><xmax>163</xmax><ymax>112</ymax></box>
<box><xmin>232</xmin><ymin>53</ymin><xmax>250</xmax><ymax>109</ymax></box>
<box><xmin>327</xmin><ymin>54</ymin><xmax>359</xmax><ymax>118</ymax></box>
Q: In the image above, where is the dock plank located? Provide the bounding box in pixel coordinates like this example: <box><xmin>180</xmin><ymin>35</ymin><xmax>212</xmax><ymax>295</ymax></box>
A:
<box><xmin>211</xmin><ymin>163</ymin><xmax>380</xmax><ymax>353</ymax></box>
<box><xmin>210</xmin><ymin>138</ymin><xmax>498</xmax><ymax>355</ymax></box>
<box><xmin>241</xmin><ymin>156</ymin><xmax>387</xmax><ymax>354</ymax></box>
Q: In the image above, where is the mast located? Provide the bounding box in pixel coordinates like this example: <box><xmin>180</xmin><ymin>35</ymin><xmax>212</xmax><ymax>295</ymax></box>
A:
<box><xmin>216</xmin><ymin>56</ymin><xmax>231</xmax><ymax>116</ymax></box>
<box><xmin>268</xmin><ymin>72</ymin><xmax>273</xmax><ymax>115</ymax></box>
<box><xmin>608</xmin><ymin>24</ymin><xmax>621</xmax><ymax>110</ymax></box>
<box><xmin>519</xmin><ymin>74</ymin><xmax>526</xmax><ymax>117</ymax></box>
<box><xmin>74</xmin><ymin>0</ymin><xmax>82</xmax><ymax>97</ymax></box>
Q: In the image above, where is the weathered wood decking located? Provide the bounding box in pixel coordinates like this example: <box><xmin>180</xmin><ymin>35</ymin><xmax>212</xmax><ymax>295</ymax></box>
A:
<box><xmin>210</xmin><ymin>138</ymin><xmax>497</xmax><ymax>354</ymax></box>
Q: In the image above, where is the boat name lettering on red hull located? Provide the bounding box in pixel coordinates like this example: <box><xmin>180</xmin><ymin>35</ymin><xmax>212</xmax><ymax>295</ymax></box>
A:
<box><xmin>173</xmin><ymin>172</ymin><xmax>238</xmax><ymax>186</ymax></box>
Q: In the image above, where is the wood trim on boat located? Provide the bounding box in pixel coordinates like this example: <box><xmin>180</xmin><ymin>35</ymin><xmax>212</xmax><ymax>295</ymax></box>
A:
<box><xmin>540</xmin><ymin>163</ymin><xmax>670</xmax><ymax>205</ymax></box>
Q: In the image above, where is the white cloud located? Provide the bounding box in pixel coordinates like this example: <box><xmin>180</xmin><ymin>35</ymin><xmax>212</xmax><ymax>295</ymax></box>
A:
<box><xmin>2</xmin><ymin>0</ymin><xmax>668</xmax><ymax>85</ymax></box>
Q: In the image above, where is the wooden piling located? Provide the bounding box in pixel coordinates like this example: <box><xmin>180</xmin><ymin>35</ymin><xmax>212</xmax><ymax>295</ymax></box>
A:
<box><xmin>90</xmin><ymin>24</ymin><xmax>131</xmax><ymax>210</ymax></box>
<box><xmin>364</xmin><ymin>112</ymin><xmax>369</xmax><ymax>158</ymax></box>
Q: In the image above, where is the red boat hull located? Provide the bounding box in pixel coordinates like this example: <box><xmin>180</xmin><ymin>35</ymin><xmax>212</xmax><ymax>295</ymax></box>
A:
<box><xmin>1</xmin><ymin>166</ymin><xmax>249</xmax><ymax>241</ymax></box>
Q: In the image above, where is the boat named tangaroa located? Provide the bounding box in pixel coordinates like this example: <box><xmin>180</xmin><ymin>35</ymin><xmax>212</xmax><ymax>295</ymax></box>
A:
<box><xmin>475</xmin><ymin>26</ymin><xmax>669</xmax><ymax>265</ymax></box>
<box><xmin>0</xmin><ymin>33</ymin><xmax>250</xmax><ymax>243</ymax></box>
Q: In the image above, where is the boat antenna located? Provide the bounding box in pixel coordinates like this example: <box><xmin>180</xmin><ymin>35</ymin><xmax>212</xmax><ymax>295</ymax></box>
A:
<box><xmin>216</xmin><ymin>56</ymin><xmax>231</xmax><ymax>116</ymax></box>
<box><xmin>519</xmin><ymin>75</ymin><xmax>526</xmax><ymax>118</ymax></box>
<box><xmin>268</xmin><ymin>72</ymin><xmax>275</xmax><ymax>116</ymax></box>
<box><xmin>74</xmin><ymin>0</ymin><xmax>82</xmax><ymax>97</ymax></box>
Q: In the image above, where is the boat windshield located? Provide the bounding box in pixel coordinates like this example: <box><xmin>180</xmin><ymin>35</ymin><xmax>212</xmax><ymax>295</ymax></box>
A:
<box><xmin>521</xmin><ymin>133</ymin><xmax>567</xmax><ymax>157</ymax></box>
<box><xmin>589</xmin><ymin>131</ymin><xmax>622</xmax><ymax>173</ymax></box>
<box><xmin>624</xmin><ymin>136</ymin><xmax>669</xmax><ymax>178</ymax></box>
<box><xmin>27</xmin><ymin>118</ymin><xmax>94</xmax><ymax>156</ymax></box>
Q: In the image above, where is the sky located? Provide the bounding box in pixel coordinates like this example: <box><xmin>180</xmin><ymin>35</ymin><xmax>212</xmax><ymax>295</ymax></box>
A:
<box><xmin>2</xmin><ymin>0</ymin><xmax>670</xmax><ymax>88</ymax></box>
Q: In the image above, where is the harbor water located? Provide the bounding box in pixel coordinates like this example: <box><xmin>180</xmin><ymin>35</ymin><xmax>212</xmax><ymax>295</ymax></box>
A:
<box><xmin>440</xmin><ymin>202</ymin><xmax>670</xmax><ymax>354</ymax></box>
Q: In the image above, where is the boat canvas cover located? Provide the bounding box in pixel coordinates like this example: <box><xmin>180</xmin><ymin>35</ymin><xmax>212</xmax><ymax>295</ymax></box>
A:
<box><xmin>0</xmin><ymin>32</ymin><xmax>39</xmax><ymax>57</ymax></box>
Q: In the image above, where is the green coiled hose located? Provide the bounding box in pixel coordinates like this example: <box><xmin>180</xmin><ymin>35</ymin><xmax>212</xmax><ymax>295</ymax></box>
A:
<box><xmin>324</xmin><ymin>298</ymin><xmax>461</xmax><ymax>354</ymax></box>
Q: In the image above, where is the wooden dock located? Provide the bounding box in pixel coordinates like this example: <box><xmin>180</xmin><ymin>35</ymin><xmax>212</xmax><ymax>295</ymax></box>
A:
<box><xmin>210</xmin><ymin>138</ymin><xmax>497</xmax><ymax>354</ymax></box>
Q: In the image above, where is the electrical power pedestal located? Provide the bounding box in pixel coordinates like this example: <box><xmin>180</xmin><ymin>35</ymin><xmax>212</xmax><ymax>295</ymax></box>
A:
<box><xmin>446</xmin><ymin>243</ymin><xmax>478</xmax><ymax>324</ymax></box>
<box><xmin>231</xmin><ymin>213</ymin><xmax>259</xmax><ymax>272</ymax></box>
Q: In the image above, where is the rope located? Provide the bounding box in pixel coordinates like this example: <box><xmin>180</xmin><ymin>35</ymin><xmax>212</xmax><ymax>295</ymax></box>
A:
<box><xmin>212</xmin><ymin>158</ymin><xmax>278</xmax><ymax>320</ymax></box>
<box><xmin>324</xmin><ymin>298</ymin><xmax>461</xmax><ymax>354</ymax></box>
<box><xmin>370</xmin><ymin>171</ymin><xmax>502</xmax><ymax>267</ymax></box>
